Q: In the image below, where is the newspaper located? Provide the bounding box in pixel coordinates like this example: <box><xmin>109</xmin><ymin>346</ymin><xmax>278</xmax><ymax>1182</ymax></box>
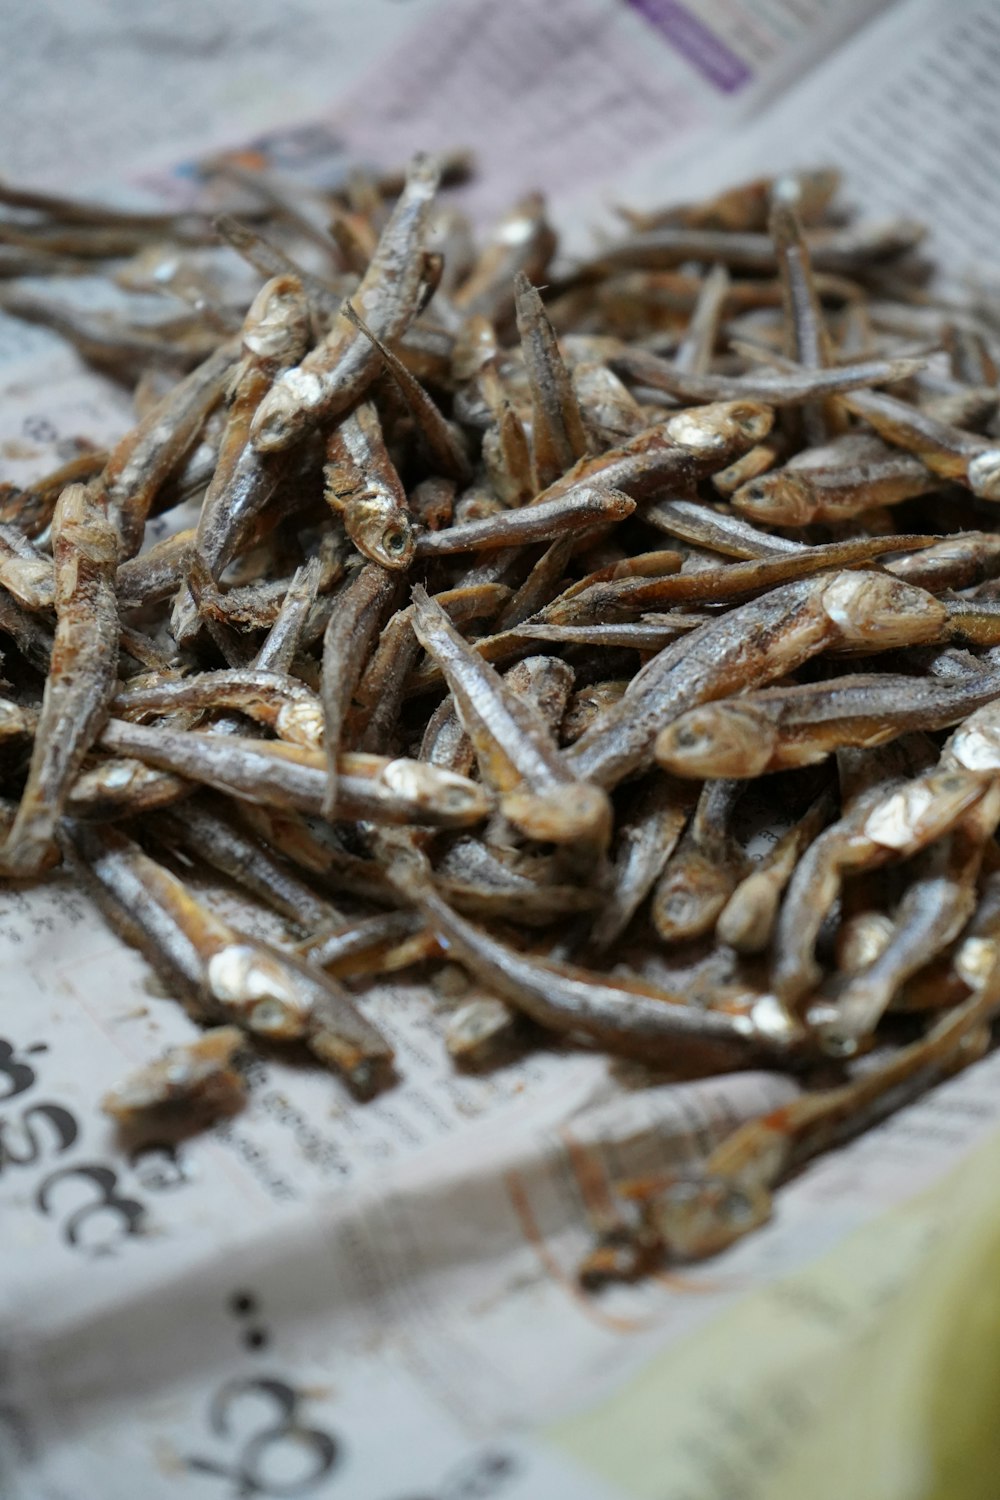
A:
<box><xmin>3</xmin><ymin>2</ymin><xmax>1000</xmax><ymax>1496</ymax></box>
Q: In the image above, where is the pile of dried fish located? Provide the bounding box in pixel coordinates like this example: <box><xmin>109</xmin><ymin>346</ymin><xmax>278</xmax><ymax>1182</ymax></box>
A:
<box><xmin>4</xmin><ymin>154</ymin><xmax>1000</xmax><ymax>1280</ymax></box>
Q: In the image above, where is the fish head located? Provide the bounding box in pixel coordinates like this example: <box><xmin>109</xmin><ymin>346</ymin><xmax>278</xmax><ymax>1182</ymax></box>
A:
<box><xmin>821</xmin><ymin>572</ymin><xmax>948</xmax><ymax>649</ymax></box>
<box><xmin>380</xmin><ymin>758</ymin><xmax>493</xmax><ymax>826</ymax></box>
<box><xmin>968</xmin><ymin>448</ymin><xmax>1000</xmax><ymax>501</ymax></box>
<box><xmin>639</xmin><ymin>1169</ymin><xmax>775</xmax><ymax>1261</ymax></box>
<box><xmin>0</xmin><ymin>699</ymin><xmax>31</xmax><ymax>741</ymax></box>
<box><xmin>445</xmin><ymin>996</ymin><xmax>518</xmax><ymax>1064</ymax></box>
<box><xmin>344</xmin><ymin>496</ymin><xmax>416</xmax><ymax>570</ymax></box>
<box><xmin>53</xmin><ymin>482</ymin><xmax>120</xmax><ymax>570</ymax></box>
<box><xmin>250</xmin><ymin>367</ymin><xmax>324</xmax><ymax>451</ymax></box>
<box><xmin>732</xmin><ymin>470</ymin><xmax>813</xmax><ymax>525</ymax></box>
<box><xmin>863</xmin><ymin>769</ymin><xmax>985</xmax><ymax>850</ymax></box>
<box><xmin>499</xmin><ymin>783</ymin><xmax>612</xmax><ymax>848</ymax></box>
<box><xmin>242</xmin><ymin>274</ymin><xmax>312</xmax><ymax>371</ymax></box>
<box><xmin>945</xmin><ymin>701</ymin><xmax>1000</xmax><ymax>772</ymax></box>
<box><xmin>666</xmin><ymin>400</ymin><xmax>773</xmax><ymax>456</ymax></box>
<box><xmin>206</xmin><ymin>942</ymin><xmax>312</xmax><ymax>1037</ymax></box>
<box><xmin>275</xmin><ymin>697</ymin><xmax>325</xmax><ymax>748</ymax></box>
<box><xmin>101</xmin><ymin>1026</ymin><xmax>245</xmax><ymax>1119</ymax></box>
<box><xmin>655</xmin><ymin>702</ymin><xmax>776</xmax><ymax>778</ymax></box>
<box><xmin>652</xmin><ymin>850</ymin><xmax>734</xmax><ymax>941</ymax></box>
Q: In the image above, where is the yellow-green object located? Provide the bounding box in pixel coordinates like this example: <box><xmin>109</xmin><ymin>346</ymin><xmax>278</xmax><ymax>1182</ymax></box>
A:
<box><xmin>547</xmin><ymin>1129</ymin><xmax>1000</xmax><ymax>1499</ymax></box>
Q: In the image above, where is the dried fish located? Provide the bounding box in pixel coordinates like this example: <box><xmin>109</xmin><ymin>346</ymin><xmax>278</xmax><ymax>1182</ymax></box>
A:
<box><xmin>97</xmin><ymin>718</ymin><xmax>494</xmax><ymax>827</ymax></box>
<box><xmin>3</xmin><ymin>486</ymin><xmax>119</xmax><ymax>874</ymax></box>
<box><xmin>772</xmin><ymin>741</ymin><xmax>996</xmax><ymax>1009</ymax></box>
<box><xmin>885</xmin><ymin>532</ymin><xmax>1000</xmax><ymax>593</ymax></box>
<box><xmin>0</xmin><ymin>448</ymin><xmax>107</xmax><ymax>538</ymax></box>
<box><xmin>113</xmin><ymin>667</ymin><xmax>324</xmax><ymax>747</ymax></box>
<box><xmin>116</xmin><ymin>527</ymin><xmax>195</xmax><ymax>609</ymax></box>
<box><xmin>62</xmin><ymin>820</ymin><xmax>392</xmax><ymax>1087</ymax></box>
<box><xmin>615</xmin><ymin>169</ymin><xmax>839</xmax><ymax>235</ymax></box>
<box><xmin>355</xmin><ymin>582</ymin><xmax>509</xmax><ymax>753</ymax></box>
<box><xmin>587</xmin><ymin>776</ymin><xmax>690</xmax><ymax>952</ymax></box>
<box><xmin>251</xmin><ymin>155</ymin><xmax>441</xmax><ymax>450</ymax></box>
<box><xmin>555</xmin><ymin>533</ymin><xmax>934</xmax><ymax>621</ymax></box>
<box><xmin>816</xmin><ymin>783</ymin><xmax>1000</xmax><ymax>1046</ymax></box>
<box><xmin>644</xmin><ymin>496</ymin><xmax>803</xmax><ymax>559</ymax></box>
<box><xmin>519</xmin><ymin>618</ymin><xmax>702</xmax><ymax>651</ymax></box>
<box><xmin>565</xmin><ymin>573</ymin><xmax>947</xmax><ymax>789</ymax></box>
<box><xmin>251</xmin><ymin>554</ymin><xmax>323</xmax><ymax>672</ymax></box>
<box><xmin>717</xmin><ymin>789</ymin><xmax>835</xmax><ymax>953</ymax></box>
<box><xmin>656</xmin><ymin>670</ymin><xmax>1000</xmax><ymax>779</ymax></box>
<box><xmin>14</xmin><ymin>150</ymin><xmax>1000</xmax><ymax>1274</ymax></box>
<box><xmin>588</xmin><ymin>975</ymin><xmax>1000</xmax><ymax>1273</ymax></box>
<box><xmin>0</xmin><ymin>524</ymin><xmax>55</xmax><ymax>610</ymax></box>
<box><xmin>525</xmin><ymin>401</ymin><xmax>774</xmax><ymax>510</ymax></box>
<box><xmin>324</xmin><ymin>401</ymin><xmax>414</xmax><ymax>569</ymax></box>
<box><xmin>415</xmin><ymin>484</ymin><xmax>635</xmax><ymax>556</ymax></box>
<box><xmin>503</xmin><ymin>654</ymin><xmax>575</xmax><ymax>733</ymax></box>
<box><xmin>103</xmin><ymin>338</ymin><xmax>239</xmax><ymax>557</ymax></box>
<box><xmin>214</xmin><ymin>214</ymin><xmax>350</xmax><ymax>320</ymax></box>
<box><xmin>101</xmin><ymin>1027</ymin><xmax>247</xmax><ymax>1126</ymax></box>
<box><xmin>587</xmin><ymin>217</ymin><xmax>924</xmax><ymax>276</ymax></box>
<box><xmin>844</xmin><ymin>385</ymin><xmax>1000</xmax><ymax>500</ymax></box>
<box><xmin>340</xmin><ymin>302</ymin><xmax>472</xmax><ymax>483</ymax></box>
<box><xmin>651</xmin><ymin>779</ymin><xmax>746</xmax><ymax>944</ymax></box>
<box><xmin>149</xmin><ymin>797</ymin><xmax>343</xmax><ymax>933</ymax></box>
<box><xmin>0</xmin><ymin>287</ymin><xmax>222</xmax><ymax>372</ymax></box>
<box><xmin>732</xmin><ymin>440</ymin><xmax>937</xmax><ymax>526</ymax></box>
<box><xmin>192</xmin><ymin>275</ymin><xmax>311</xmax><ymax>583</ymax></box>
<box><xmin>319</xmin><ymin>562</ymin><xmax>396</xmax><ymax>815</ymax></box>
<box><xmin>410</xmin><ymin>585</ymin><xmax>610</xmax><ymax>848</ymax></box>
<box><xmin>444</xmin><ymin>994</ymin><xmax>527</xmax><ymax>1068</ymax></box>
<box><xmin>452</xmin><ymin>193</ymin><xmax>556</xmax><ymax>325</ymax></box>
<box><xmin>514</xmin><ymin>271</ymin><xmax>593</xmax><ymax>487</ymax></box>
<box><xmin>298</xmin><ymin>909</ymin><xmax>434</xmax><ymax>976</ymax></box>
<box><xmin>393</xmin><ymin>857</ymin><xmax>802</xmax><ymax>1068</ymax></box>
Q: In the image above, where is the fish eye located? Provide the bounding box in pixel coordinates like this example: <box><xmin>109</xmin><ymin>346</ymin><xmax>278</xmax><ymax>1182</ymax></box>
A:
<box><xmin>384</xmin><ymin>529</ymin><xmax>407</xmax><ymax>555</ymax></box>
<box><xmin>673</xmin><ymin>725</ymin><xmax>702</xmax><ymax>749</ymax></box>
<box><xmin>722</xmin><ymin>1188</ymin><xmax>755</xmax><ymax>1225</ymax></box>
<box><xmin>249</xmin><ymin>998</ymin><xmax>297</xmax><ymax>1035</ymax></box>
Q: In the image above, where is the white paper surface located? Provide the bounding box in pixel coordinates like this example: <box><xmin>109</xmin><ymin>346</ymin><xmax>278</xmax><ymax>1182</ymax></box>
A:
<box><xmin>3</xmin><ymin>4</ymin><xmax>999</xmax><ymax>1498</ymax></box>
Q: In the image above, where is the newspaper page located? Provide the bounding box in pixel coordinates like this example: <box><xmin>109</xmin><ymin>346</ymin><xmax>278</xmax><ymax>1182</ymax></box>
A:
<box><xmin>607</xmin><ymin>0</ymin><xmax>1000</xmax><ymax>273</ymax></box>
<box><xmin>4</xmin><ymin>2</ymin><xmax>1000</xmax><ymax>1498</ymax></box>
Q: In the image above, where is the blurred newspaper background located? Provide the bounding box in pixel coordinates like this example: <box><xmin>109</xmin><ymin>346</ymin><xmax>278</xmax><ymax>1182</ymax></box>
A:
<box><xmin>3</xmin><ymin>3</ymin><xmax>1000</xmax><ymax>1498</ymax></box>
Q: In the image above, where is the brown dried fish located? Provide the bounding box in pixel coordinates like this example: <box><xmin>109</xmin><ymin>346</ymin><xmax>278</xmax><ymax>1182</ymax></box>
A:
<box><xmin>101</xmin><ymin>1026</ymin><xmax>248</xmax><ymax>1126</ymax></box>
<box><xmin>410</xmin><ymin>585</ymin><xmax>611</xmax><ymax>849</ymax></box>
<box><xmin>656</xmin><ymin>670</ymin><xmax>1000</xmax><ymax>779</ymax></box>
<box><xmin>393</xmin><ymin>856</ymin><xmax>803</xmax><ymax>1068</ymax></box>
<box><xmin>651</xmin><ymin>779</ymin><xmax>746</xmax><ymax>944</ymax></box>
<box><xmin>14</xmin><ymin>150</ymin><xmax>1000</xmax><ymax>1279</ymax></box>
<box><xmin>251</xmin><ymin>154</ymin><xmax>441</xmax><ymax>450</ymax></box>
<box><xmin>565</xmin><ymin>572</ymin><xmax>947</xmax><ymax>789</ymax></box>
<box><xmin>192</xmin><ymin>275</ymin><xmax>310</xmax><ymax>583</ymax></box>
<box><xmin>97</xmin><ymin>718</ymin><xmax>494</xmax><ymax>827</ymax></box>
<box><xmin>320</xmin><ymin>562</ymin><xmax>396</xmax><ymax>815</ymax></box>
<box><xmin>63</xmin><ymin>819</ymin><xmax>393</xmax><ymax>1094</ymax></box>
<box><xmin>3</xmin><ymin>485</ymin><xmax>119</xmax><ymax>874</ymax></box>
<box><xmin>323</xmin><ymin>401</ymin><xmax>415</xmax><ymax>569</ymax></box>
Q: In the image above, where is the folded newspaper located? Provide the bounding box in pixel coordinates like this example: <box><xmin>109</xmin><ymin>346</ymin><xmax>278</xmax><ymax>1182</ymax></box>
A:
<box><xmin>4</xmin><ymin>2</ymin><xmax>1000</xmax><ymax>1496</ymax></box>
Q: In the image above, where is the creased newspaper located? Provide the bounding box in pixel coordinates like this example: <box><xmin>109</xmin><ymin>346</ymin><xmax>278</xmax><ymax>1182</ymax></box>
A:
<box><xmin>4</xmin><ymin>2</ymin><xmax>1000</xmax><ymax>1497</ymax></box>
